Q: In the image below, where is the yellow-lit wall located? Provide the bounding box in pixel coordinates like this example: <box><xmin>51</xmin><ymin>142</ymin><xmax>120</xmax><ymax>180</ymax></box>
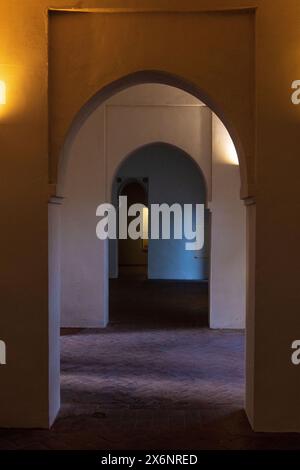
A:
<box><xmin>0</xmin><ymin>0</ymin><xmax>300</xmax><ymax>431</ymax></box>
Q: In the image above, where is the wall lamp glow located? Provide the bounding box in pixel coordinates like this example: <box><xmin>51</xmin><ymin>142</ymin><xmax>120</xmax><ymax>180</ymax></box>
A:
<box><xmin>0</xmin><ymin>80</ymin><xmax>6</xmax><ymax>105</ymax></box>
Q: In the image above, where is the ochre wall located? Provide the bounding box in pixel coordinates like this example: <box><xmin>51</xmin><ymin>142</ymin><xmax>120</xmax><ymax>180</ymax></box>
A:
<box><xmin>0</xmin><ymin>0</ymin><xmax>300</xmax><ymax>431</ymax></box>
<box><xmin>254</xmin><ymin>1</ymin><xmax>300</xmax><ymax>431</ymax></box>
<box><xmin>49</xmin><ymin>6</ymin><xmax>255</xmax><ymax>197</ymax></box>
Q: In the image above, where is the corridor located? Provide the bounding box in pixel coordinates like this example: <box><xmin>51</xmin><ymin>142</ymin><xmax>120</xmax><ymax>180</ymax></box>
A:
<box><xmin>2</xmin><ymin>278</ymin><xmax>300</xmax><ymax>449</ymax></box>
<box><xmin>62</xmin><ymin>279</ymin><xmax>243</xmax><ymax>413</ymax></box>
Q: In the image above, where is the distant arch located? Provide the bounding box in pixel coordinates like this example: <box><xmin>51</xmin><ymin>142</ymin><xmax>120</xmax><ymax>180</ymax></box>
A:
<box><xmin>109</xmin><ymin>141</ymin><xmax>208</xmax><ymax>280</ymax></box>
<box><xmin>111</xmin><ymin>141</ymin><xmax>208</xmax><ymax>207</ymax></box>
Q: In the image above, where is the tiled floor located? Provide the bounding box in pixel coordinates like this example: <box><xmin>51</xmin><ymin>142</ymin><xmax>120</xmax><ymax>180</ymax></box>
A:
<box><xmin>1</xmin><ymin>279</ymin><xmax>300</xmax><ymax>449</ymax></box>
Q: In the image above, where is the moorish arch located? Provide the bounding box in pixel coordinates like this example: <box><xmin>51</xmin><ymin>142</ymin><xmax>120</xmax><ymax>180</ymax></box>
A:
<box><xmin>110</xmin><ymin>141</ymin><xmax>209</xmax><ymax>205</ymax></box>
<box><xmin>109</xmin><ymin>141</ymin><xmax>209</xmax><ymax>280</ymax></box>
<box><xmin>55</xmin><ymin>71</ymin><xmax>250</xmax><ymax>200</ymax></box>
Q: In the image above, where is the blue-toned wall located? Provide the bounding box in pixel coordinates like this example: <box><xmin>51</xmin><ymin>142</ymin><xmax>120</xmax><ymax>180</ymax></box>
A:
<box><xmin>111</xmin><ymin>143</ymin><xmax>209</xmax><ymax>280</ymax></box>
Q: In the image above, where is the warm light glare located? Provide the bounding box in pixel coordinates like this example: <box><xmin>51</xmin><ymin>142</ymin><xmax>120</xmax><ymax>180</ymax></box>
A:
<box><xmin>225</xmin><ymin>136</ymin><xmax>239</xmax><ymax>165</ymax></box>
<box><xmin>0</xmin><ymin>80</ymin><xmax>6</xmax><ymax>105</ymax></box>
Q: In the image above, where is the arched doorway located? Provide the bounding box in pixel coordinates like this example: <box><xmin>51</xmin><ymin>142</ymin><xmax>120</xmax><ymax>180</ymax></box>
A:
<box><xmin>49</xmin><ymin>77</ymin><xmax>251</xmax><ymax>431</ymax></box>
<box><xmin>55</xmin><ymin>71</ymin><xmax>249</xmax><ymax>199</ymax></box>
<box><xmin>110</xmin><ymin>142</ymin><xmax>209</xmax><ymax>282</ymax></box>
<box><xmin>109</xmin><ymin>141</ymin><xmax>210</xmax><ymax>328</ymax></box>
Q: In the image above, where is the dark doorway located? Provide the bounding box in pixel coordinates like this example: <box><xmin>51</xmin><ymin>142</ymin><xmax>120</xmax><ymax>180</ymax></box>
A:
<box><xmin>118</xmin><ymin>179</ymin><xmax>148</xmax><ymax>280</ymax></box>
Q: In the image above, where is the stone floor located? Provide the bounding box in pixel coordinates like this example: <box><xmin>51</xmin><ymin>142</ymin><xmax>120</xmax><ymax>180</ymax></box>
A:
<box><xmin>1</xmin><ymin>278</ymin><xmax>300</xmax><ymax>449</ymax></box>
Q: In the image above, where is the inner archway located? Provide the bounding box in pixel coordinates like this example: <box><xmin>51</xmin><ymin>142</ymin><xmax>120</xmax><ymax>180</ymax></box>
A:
<box><xmin>111</xmin><ymin>143</ymin><xmax>209</xmax><ymax>281</ymax></box>
<box><xmin>109</xmin><ymin>141</ymin><xmax>210</xmax><ymax>332</ymax></box>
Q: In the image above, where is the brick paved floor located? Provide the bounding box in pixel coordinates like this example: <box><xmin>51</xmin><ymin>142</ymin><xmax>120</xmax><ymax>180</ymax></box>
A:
<box><xmin>1</xmin><ymin>279</ymin><xmax>300</xmax><ymax>449</ymax></box>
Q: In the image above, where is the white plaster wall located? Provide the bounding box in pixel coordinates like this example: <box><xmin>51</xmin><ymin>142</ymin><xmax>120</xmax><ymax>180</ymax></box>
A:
<box><xmin>59</xmin><ymin>84</ymin><xmax>245</xmax><ymax>329</ymax></box>
<box><xmin>209</xmin><ymin>115</ymin><xmax>246</xmax><ymax>329</ymax></box>
<box><xmin>48</xmin><ymin>198</ymin><xmax>62</xmax><ymax>424</ymax></box>
<box><xmin>60</xmin><ymin>106</ymin><xmax>108</xmax><ymax>327</ymax></box>
<box><xmin>105</xmin><ymin>104</ymin><xmax>212</xmax><ymax>201</ymax></box>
